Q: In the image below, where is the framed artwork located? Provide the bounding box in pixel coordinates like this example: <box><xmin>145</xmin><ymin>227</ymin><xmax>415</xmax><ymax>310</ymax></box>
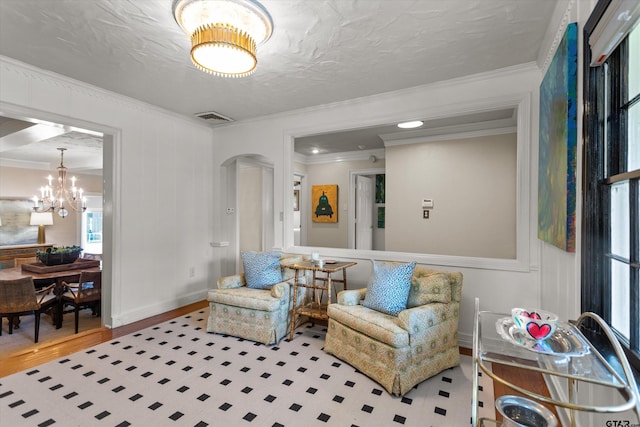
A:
<box><xmin>375</xmin><ymin>174</ymin><xmax>385</xmax><ymax>203</ymax></box>
<box><xmin>293</xmin><ymin>190</ymin><xmax>300</xmax><ymax>211</ymax></box>
<box><xmin>377</xmin><ymin>207</ymin><xmax>385</xmax><ymax>228</ymax></box>
<box><xmin>0</xmin><ymin>199</ymin><xmax>38</xmax><ymax>245</ymax></box>
<box><xmin>311</xmin><ymin>184</ymin><xmax>338</xmax><ymax>223</ymax></box>
<box><xmin>538</xmin><ymin>22</ymin><xmax>578</xmax><ymax>252</ymax></box>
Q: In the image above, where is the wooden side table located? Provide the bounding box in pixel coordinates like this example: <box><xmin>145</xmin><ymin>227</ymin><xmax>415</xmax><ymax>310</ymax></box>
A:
<box><xmin>288</xmin><ymin>260</ymin><xmax>357</xmax><ymax>340</ymax></box>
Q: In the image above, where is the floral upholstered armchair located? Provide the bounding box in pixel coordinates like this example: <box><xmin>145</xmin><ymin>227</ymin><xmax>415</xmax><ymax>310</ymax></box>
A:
<box><xmin>206</xmin><ymin>253</ymin><xmax>306</xmax><ymax>345</ymax></box>
<box><xmin>324</xmin><ymin>265</ymin><xmax>463</xmax><ymax>396</ymax></box>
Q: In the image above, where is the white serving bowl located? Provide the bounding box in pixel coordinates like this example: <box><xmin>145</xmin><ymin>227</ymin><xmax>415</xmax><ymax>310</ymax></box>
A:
<box><xmin>511</xmin><ymin>308</ymin><xmax>558</xmax><ymax>341</ymax></box>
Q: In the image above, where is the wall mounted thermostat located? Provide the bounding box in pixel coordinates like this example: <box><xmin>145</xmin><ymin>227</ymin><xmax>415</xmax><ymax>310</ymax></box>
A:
<box><xmin>422</xmin><ymin>199</ymin><xmax>434</xmax><ymax>209</ymax></box>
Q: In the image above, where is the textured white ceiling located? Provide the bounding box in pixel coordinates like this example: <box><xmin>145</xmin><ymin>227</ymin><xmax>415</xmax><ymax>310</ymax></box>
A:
<box><xmin>0</xmin><ymin>0</ymin><xmax>557</xmax><ymax>122</ymax></box>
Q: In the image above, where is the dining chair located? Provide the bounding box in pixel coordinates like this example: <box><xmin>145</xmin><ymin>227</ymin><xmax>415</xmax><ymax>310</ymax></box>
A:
<box><xmin>61</xmin><ymin>270</ymin><xmax>102</xmax><ymax>333</ymax></box>
<box><xmin>0</xmin><ymin>277</ymin><xmax>57</xmax><ymax>343</ymax></box>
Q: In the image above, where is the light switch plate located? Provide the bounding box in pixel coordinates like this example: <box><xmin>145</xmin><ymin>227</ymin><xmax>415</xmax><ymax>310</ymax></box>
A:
<box><xmin>422</xmin><ymin>199</ymin><xmax>434</xmax><ymax>209</ymax></box>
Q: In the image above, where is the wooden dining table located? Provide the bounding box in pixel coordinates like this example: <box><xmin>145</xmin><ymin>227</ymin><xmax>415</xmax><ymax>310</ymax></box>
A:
<box><xmin>0</xmin><ymin>260</ymin><xmax>101</xmax><ymax>329</ymax></box>
<box><xmin>0</xmin><ymin>264</ymin><xmax>100</xmax><ymax>284</ymax></box>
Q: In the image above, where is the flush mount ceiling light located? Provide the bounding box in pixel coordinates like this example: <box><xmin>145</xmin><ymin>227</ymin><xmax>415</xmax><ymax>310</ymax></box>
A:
<box><xmin>397</xmin><ymin>120</ymin><xmax>424</xmax><ymax>129</ymax></box>
<box><xmin>172</xmin><ymin>0</ymin><xmax>273</xmax><ymax>77</ymax></box>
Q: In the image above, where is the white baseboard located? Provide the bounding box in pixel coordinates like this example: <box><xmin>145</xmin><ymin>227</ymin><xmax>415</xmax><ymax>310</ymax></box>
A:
<box><xmin>458</xmin><ymin>332</ymin><xmax>473</xmax><ymax>350</ymax></box>
<box><xmin>109</xmin><ymin>290</ymin><xmax>205</xmax><ymax>328</ymax></box>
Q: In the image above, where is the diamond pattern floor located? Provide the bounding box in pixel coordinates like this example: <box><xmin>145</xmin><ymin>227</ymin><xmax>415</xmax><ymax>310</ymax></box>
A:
<box><xmin>0</xmin><ymin>309</ymin><xmax>494</xmax><ymax>426</ymax></box>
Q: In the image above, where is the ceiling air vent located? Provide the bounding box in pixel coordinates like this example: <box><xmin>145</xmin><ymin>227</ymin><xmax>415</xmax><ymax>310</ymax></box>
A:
<box><xmin>195</xmin><ymin>111</ymin><xmax>234</xmax><ymax>124</ymax></box>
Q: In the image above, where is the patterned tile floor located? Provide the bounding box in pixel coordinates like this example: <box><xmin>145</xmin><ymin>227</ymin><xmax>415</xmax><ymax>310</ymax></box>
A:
<box><xmin>0</xmin><ymin>309</ymin><xmax>494</xmax><ymax>426</ymax></box>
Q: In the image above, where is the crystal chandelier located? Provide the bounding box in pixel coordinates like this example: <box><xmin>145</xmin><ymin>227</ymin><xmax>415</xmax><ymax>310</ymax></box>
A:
<box><xmin>32</xmin><ymin>148</ymin><xmax>87</xmax><ymax>218</ymax></box>
<box><xmin>172</xmin><ymin>0</ymin><xmax>273</xmax><ymax>77</ymax></box>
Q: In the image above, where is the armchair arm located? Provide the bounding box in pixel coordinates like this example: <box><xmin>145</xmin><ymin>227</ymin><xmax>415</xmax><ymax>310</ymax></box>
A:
<box><xmin>397</xmin><ymin>303</ymin><xmax>450</xmax><ymax>333</ymax></box>
<box><xmin>280</xmin><ymin>254</ymin><xmax>303</xmax><ymax>281</ymax></box>
<box><xmin>270</xmin><ymin>280</ymin><xmax>291</xmax><ymax>299</ymax></box>
<box><xmin>337</xmin><ymin>288</ymin><xmax>367</xmax><ymax>306</ymax></box>
<box><xmin>217</xmin><ymin>274</ymin><xmax>246</xmax><ymax>289</ymax></box>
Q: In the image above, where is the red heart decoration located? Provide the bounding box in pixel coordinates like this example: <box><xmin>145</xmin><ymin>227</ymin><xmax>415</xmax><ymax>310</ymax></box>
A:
<box><xmin>526</xmin><ymin>322</ymin><xmax>552</xmax><ymax>340</ymax></box>
<box><xmin>523</xmin><ymin>311</ymin><xmax>542</xmax><ymax>320</ymax></box>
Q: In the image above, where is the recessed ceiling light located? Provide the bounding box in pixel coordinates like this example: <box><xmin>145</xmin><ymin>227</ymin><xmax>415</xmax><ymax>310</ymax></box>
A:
<box><xmin>397</xmin><ymin>120</ymin><xmax>424</xmax><ymax>129</ymax></box>
<box><xmin>312</xmin><ymin>148</ymin><xmax>319</xmax><ymax>154</ymax></box>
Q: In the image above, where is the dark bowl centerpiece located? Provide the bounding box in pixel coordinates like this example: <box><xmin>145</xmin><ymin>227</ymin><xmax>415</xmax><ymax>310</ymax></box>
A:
<box><xmin>36</xmin><ymin>245</ymin><xmax>83</xmax><ymax>266</ymax></box>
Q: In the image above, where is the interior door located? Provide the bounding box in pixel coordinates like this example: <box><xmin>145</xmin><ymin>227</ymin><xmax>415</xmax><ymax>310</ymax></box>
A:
<box><xmin>239</xmin><ymin>165</ymin><xmax>263</xmax><ymax>252</ymax></box>
<box><xmin>293</xmin><ymin>176</ymin><xmax>302</xmax><ymax>246</ymax></box>
<box><xmin>355</xmin><ymin>175</ymin><xmax>373</xmax><ymax>250</ymax></box>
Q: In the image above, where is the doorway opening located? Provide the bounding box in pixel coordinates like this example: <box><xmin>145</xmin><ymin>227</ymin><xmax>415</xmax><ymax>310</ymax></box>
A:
<box><xmin>220</xmin><ymin>154</ymin><xmax>275</xmax><ymax>276</ymax></box>
<box><xmin>0</xmin><ymin>107</ymin><xmax>115</xmax><ymax>344</ymax></box>
<box><xmin>349</xmin><ymin>168</ymin><xmax>385</xmax><ymax>250</ymax></box>
<box><xmin>293</xmin><ymin>174</ymin><xmax>306</xmax><ymax>247</ymax></box>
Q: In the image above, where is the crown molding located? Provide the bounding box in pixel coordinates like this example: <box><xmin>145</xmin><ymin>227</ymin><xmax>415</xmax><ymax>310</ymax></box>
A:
<box><xmin>0</xmin><ymin>158</ymin><xmax>51</xmax><ymax>170</ymax></box>
<box><xmin>380</xmin><ymin>115</ymin><xmax>516</xmax><ymax>144</ymax></box>
<box><xmin>538</xmin><ymin>0</ymin><xmax>576</xmax><ymax>73</ymax></box>
<box><xmin>294</xmin><ymin>148</ymin><xmax>385</xmax><ymax>165</ymax></box>
<box><xmin>382</xmin><ymin>126</ymin><xmax>516</xmax><ymax>147</ymax></box>
<box><xmin>0</xmin><ymin>56</ymin><xmax>212</xmax><ymax>129</ymax></box>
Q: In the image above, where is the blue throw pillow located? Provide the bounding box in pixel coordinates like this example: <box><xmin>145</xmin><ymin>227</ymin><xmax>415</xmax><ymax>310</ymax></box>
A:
<box><xmin>362</xmin><ymin>260</ymin><xmax>416</xmax><ymax>316</ymax></box>
<box><xmin>241</xmin><ymin>251</ymin><xmax>283</xmax><ymax>289</ymax></box>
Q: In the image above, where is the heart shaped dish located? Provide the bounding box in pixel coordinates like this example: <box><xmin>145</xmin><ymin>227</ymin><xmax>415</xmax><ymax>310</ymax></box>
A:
<box><xmin>511</xmin><ymin>307</ymin><xmax>558</xmax><ymax>342</ymax></box>
<box><xmin>495</xmin><ymin>317</ymin><xmax>588</xmax><ymax>356</ymax></box>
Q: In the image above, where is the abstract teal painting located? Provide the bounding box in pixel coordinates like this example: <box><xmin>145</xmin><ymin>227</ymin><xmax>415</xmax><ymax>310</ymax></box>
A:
<box><xmin>538</xmin><ymin>22</ymin><xmax>578</xmax><ymax>252</ymax></box>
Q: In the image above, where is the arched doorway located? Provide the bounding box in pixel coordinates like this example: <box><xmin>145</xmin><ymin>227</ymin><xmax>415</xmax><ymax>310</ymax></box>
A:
<box><xmin>220</xmin><ymin>154</ymin><xmax>274</xmax><ymax>276</ymax></box>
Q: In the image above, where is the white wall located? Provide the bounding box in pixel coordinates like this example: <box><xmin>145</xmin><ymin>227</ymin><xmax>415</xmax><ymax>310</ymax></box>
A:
<box><xmin>0</xmin><ymin>56</ymin><xmax>215</xmax><ymax>328</ymax></box>
<box><xmin>385</xmin><ymin>133</ymin><xmax>517</xmax><ymax>258</ymax></box>
<box><xmin>210</xmin><ymin>63</ymin><xmax>542</xmax><ymax>348</ymax></box>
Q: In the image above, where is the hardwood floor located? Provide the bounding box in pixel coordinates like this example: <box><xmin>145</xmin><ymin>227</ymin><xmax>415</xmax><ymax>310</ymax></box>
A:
<box><xmin>459</xmin><ymin>348</ymin><xmax>558</xmax><ymax>423</ymax></box>
<box><xmin>1</xmin><ymin>302</ymin><xmax>557</xmax><ymax>424</ymax></box>
<box><xmin>0</xmin><ymin>300</ymin><xmax>208</xmax><ymax>378</ymax></box>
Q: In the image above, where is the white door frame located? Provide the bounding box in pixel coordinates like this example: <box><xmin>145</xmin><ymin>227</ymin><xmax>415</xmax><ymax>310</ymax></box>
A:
<box><xmin>0</xmin><ymin>102</ymin><xmax>116</xmax><ymax>329</ymax></box>
<box><xmin>293</xmin><ymin>173</ymin><xmax>307</xmax><ymax>246</ymax></box>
